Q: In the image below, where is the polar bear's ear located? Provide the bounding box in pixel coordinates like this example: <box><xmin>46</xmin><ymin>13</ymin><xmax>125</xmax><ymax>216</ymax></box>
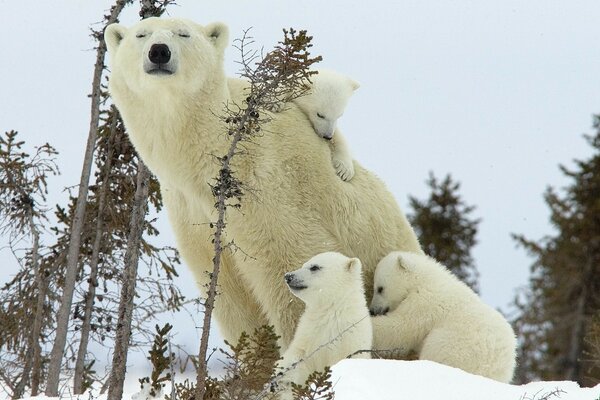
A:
<box><xmin>205</xmin><ymin>22</ymin><xmax>229</xmax><ymax>52</ymax></box>
<box><xmin>346</xmin><ymin>258</ymin><xmax>361</xmax><ymax>273</ymax></box>
<box><xmin>397</xmin><ymin>255</ymin><xmax>411</xmax><ymax>271</ymax></box>
<box><xmin>104</xmin><ymin>23</ymin><xmax>128</xmax><ymax>53</ymax></box>
<box><xmin>349</xmin><ymin>78</ymin><xmax>360</xmax><ymax>91</ymax></box>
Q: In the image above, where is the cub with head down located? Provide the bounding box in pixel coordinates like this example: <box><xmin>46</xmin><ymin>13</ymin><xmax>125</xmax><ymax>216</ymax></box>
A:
<box><xmin>104</xmin><ymin>17</ymin><xmax>422</xmax><ymax>350</ymax></box>
<box><xmin>271</xmin><ymin>69</ymin><xmax>359</xmax><ymax>181</ymax></box>
<box><xmin>370</xmin><ymin>251</ymin><xmax>517</xmax><ymax>383</ymax></box>
<box><xmin>277</xmin><ymin>252</ymin><xmax>371</xmax><ymax>393</ymax></box>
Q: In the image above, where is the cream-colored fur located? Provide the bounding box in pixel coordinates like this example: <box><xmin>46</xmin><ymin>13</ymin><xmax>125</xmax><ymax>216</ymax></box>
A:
<box><xmin>278</xmin><ymin>252</ymin><xmax>371</xmax><ymax>394</ymax></box>
<box><xmin>293</xmin><ymin>69</ymin><xmax>359</xmax><ymax>181</ymax></box>
<box><xmin>370</xmin><ymin>251</ymin><xmax>517</xmax><ymax>383</ymax></box>
<box><xmin>104</xmin><ymin>17</ymin><xmax>421</xmax><ymax>349</ymax></box>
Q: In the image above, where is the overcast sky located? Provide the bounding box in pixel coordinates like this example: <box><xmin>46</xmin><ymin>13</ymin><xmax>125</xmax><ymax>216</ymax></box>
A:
<box><xmin>1</xmin><ymin>0</ymin><xmax>600</xmax><ymax>371</ymax></box>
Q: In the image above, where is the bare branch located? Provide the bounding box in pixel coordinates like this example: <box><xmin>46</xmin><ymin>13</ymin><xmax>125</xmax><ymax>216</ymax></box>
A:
<box><xmin>194</xmin><ymin>28</ymin><xmax>321</xmax><ymax>400</ymax></box>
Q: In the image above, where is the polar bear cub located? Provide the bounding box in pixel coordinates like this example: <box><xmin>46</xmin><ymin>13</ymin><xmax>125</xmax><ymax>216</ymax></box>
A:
<box><xmin>370</xmin><ymin>251</ymin><xmax>517</xmax><ymax>383</ymax></box>
<box><xmin>274</xmin><ymin>69</ymin><xmax>359</xmax><ymax>181</ymax></box>
<box><xmin>278</xmin><ymin>252</ymin><xmax>372</xmax><ymax>390</ymax></box>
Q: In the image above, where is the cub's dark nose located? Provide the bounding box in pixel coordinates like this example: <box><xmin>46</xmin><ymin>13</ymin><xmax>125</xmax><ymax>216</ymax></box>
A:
<box><xmin>284</xmin><ymin>273</ymin><xmax>294</xmax><ymax>283</ymax></box>
<box><xmin>149</xmin><ymin>43</ymin><xmax>171</xmax><ymax>64</ymax></box>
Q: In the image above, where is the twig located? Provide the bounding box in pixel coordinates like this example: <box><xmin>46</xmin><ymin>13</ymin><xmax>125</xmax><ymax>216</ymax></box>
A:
<box><xmin>520</xmin><ymin>388</ymin><xmax>566</xmax><ymax>400</ymax></box>
<box><xmin>345</xmin><ymin>348</ymin><xmax>409</xmax><ymax>359</ymax></box>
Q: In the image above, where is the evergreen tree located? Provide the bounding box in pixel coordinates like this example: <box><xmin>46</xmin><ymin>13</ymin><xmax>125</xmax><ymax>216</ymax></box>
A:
<box><xmin>0</xmin><ymin>130</ymin><xmax>60</xmax><ymax>398</ymax></box>
<box><xmin>1</xmin><ymin>3</ymin><xmax>186</xmax><ymax>396</ymax></box>
<box><xmin>45</xmin><ymin>1</ymin><xmax>131</xmax><ymax>395</ymax></box>
<box><xmin>512</xmin><ymin>118</ymin><xmax>600</xmax><ymax>386</ymax></box>
<box><xmin>408</xmin><ymin>172</ymin><xmax>481</xmax><ymax>293</ymax></box>
<box><xmin>194</xmin><ymin>27</ymin><xmax>322</xmax><ymax>400</ymax></box>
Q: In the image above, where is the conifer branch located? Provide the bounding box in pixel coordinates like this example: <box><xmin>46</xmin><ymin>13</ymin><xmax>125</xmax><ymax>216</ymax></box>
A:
<box><xmin>194</xmin><ymin>28</ymin><xmax>321</xmax><ymax>400</ymax></box>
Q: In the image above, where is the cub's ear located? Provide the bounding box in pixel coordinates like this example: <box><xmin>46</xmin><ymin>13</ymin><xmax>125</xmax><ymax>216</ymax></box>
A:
<box><xmin>204</xmin><ymin>22</ymin><xmax>229</xmax><ymax>51</ymax></box>
<box><xmin>346</xmin><ymin>257</ymin><xmax>362</xmax><ymax>273</ymax></box>
<box><xmin>104</xmin><ymin>23</ymin><xmax>128</xmax><ymax>53</ymax></box>
<box><xmin>349</xmin><ymin>78</ymin><xmax>360</xmax><ymax>91</ymax></box>
<box><xmin>397</xmin><ymin>254</ymin><xmax>410</xmax><ymax>271</ymax></box>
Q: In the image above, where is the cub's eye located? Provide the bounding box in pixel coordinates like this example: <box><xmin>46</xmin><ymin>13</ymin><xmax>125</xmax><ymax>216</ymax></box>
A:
<box><xmin>136</xmin><ymin>33</ymin><xmax>147</xmax><ymax>38</ymax></box>
<box><xmin>316</xmin><ymin>113</ymin><xmax>325</xmax><ymax>119</ymax></box>
<box><xmin>309</xmin><ymin>265</ymin><xmax>321</xmax><ymax>272</ymax></box>
<box><xmin>377</xmin><ymin>286</ymin><xmax>384</xmax><ymax>294</ymax></box>
<box><xmin>178</xmin><ymin>33</ymin><xmax>190</xmax><ymax>38</ymax></box>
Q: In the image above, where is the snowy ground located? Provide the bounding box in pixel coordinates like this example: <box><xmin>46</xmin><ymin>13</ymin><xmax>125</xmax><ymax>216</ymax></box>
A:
<box><xmin>9</xmin><ymin>360</ymin><xmax>600</xmax><ymax>400</ymax></box>
<box><xmin>332</xmin><ymin>360</ymin><xmax>600</xmax><ymax>400</ymax></box>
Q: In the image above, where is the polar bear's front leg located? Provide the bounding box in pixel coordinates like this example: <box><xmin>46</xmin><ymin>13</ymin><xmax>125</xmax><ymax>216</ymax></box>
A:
<box><xmin>371</xmin><ymin>302</ymin><xmax>430</xmax><ymax>359</ymax></box>
<box><xmin>275</xmin><ymin>347</ymin><xmax>306</xmax><ymax>400</ymax></box>
<box><xmin>161</xmin><ymin>187</ymin><xmax>268</xmax><ymax>344</ymax></box>
<box><xmin>330</xmin><ymin>130</ymin><xmax>355</xmax><ymax>181</ymax></box>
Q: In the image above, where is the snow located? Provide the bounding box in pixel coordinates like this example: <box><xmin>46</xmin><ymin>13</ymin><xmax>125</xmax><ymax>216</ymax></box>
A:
<box><xmin>331</xmin><ymin>360</ymin><xmax>600</xmax><ymax>400</ymax></box>
<box><xmin>10</xmin><ymin>360</ymin><xmax>600</xmax><ymax>400</ymax></box>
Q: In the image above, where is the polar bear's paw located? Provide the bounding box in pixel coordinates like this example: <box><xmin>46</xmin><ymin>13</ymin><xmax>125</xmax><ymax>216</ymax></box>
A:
<box><xmin>333</xmin><ymin>157</ymin><xmax>355</xmax><ymax>181</ymax></box>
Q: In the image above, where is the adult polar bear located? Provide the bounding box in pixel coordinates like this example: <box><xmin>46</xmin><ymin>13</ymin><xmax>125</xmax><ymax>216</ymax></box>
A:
<box><xmin>105</xmin><ymin>17</ymin><xmax>422</xmax><ymax>348</ymax></box>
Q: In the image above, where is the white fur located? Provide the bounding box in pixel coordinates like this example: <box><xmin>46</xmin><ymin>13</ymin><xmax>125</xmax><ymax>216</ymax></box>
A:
<box><xmin>279</xmin><ymin>252</ymin><xmax>371</xmax><ymax>393</ymax></box>
<box><xmin>293</xmin><ymin>69</ymin><xmax>359</xmax><ymax>181</ymax></box>
<box><xmin>370</xmin><ymin>251</ymin><xmax>517</xmax><ymax>383</ymax></box>
<box><xmin>104</xmin><ymin>18</ymin><xmax>422</xmax><ymax>350</ymax></box>
<box><xmin>294</xmin><ymin>69</ymin><xmax>359</xmax><ymax>140</ymax></box>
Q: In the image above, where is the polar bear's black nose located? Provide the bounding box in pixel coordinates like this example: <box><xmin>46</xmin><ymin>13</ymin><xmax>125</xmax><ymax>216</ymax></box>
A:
<box><xmin>149</xmin><ymin>43</ymin><xmax>171</xmax><ymax>64</ymax></box>
<box><xmin>284</xmin><ymin>273</ymin><xmax>294</xmax><ymax>283</ymax></box>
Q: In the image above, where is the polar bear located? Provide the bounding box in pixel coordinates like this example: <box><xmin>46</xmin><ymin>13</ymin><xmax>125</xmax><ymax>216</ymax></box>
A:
<box><xmin>273</xmin><ymin>69</ymin><xmax>359</xmax><ymax>181</ymax></box>
<box><xmin>369</xmin><ymin>251</ymin><xmax>517</xmax><ymax>383</ymax></box>
<box><xmin>104</xmin><ymin>17</ymin><xmax>422</xmax><ymax>349</ymax></box>
<box><xmin>278</xmin><ymin>252</ymin><xmax>371</xmax><ymax>391</ymax></box>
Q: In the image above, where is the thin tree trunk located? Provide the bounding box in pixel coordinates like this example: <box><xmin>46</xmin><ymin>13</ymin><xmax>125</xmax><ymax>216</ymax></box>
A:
<box><xmin>195</xmin><ymin>111</ymin><xmax>249</xmax><ymax>400</ymax></box>
<box><xmin>12</xmin><ymin>220</ymin><xmax>43</xmax><ymax>399</ymax></box>
<box><xmin>565</xmin><ymin>287</ymin><xmax>586</xmax><ymax>381</ymax></box>
<box><xmin>45</xmin><ymin>2</ymin><xmax>128</xmax><ymax>395</ymax></box>
<box><xmin>564</xmin><ymin>259</ymin><xmax>593</xmax><ymax>382</ymax></box>
<box><xmin>106</xmin><ymin>161</ymin><xmax>150</xmax><ymax>400</ymax></box>
<box><xmin>29</xmin><ymin>231</ymin><xmax>47</xmax><ymax>396</ymax></box>
<box><xmin>103</xmin><ymin>4</ymin><xmax>166</xmax><ymax>399</ymax></box>
<box><xmin>73</xmin><ymin>114</ymin><xmax>117</xmax><ymax>394</ymax></box>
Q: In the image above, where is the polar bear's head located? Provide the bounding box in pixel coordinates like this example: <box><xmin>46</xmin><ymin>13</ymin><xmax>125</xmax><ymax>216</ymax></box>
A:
<box><xmin>104</xmin><ymin>17</ymin><xmax>229</xmax><ymax>96</ymax></box>
<box><xmin>294</xmin><ymin>69</ymin><xmax>359</xmax><ymax>140</ymax></box>
<box><xmin>284</xmin><ymin>252</ymin><xmax>362</xmax><ymax>304</ymax></box>
<box><xmin>369</xmin><ymin>251</ymin><xmax>421</xmax><ymax>316</ymax></box>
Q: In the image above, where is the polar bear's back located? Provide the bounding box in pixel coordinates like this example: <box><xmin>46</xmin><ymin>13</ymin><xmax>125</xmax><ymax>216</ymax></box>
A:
<box><xmin>227</xmin><ymin>79</ymin><xmax>421</xmax><ymax>299</ymax></box>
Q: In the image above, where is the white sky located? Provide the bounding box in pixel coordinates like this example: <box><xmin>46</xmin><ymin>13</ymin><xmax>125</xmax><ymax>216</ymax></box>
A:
<box><xmin>1</xmin><ymin>0</ymin><xmax>600</xmax><ymax>372</ymax></box>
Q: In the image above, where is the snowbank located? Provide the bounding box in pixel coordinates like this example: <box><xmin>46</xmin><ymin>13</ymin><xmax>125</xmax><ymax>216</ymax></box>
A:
<box><xmin>331</xmin><ymin>359</ymin><xmax>600</xmax><ymax>400</ymax></box>
<box><xmin>9</xmin><ymin>360</ymin><xmax>600</xmax><ymax>400</ymax></box>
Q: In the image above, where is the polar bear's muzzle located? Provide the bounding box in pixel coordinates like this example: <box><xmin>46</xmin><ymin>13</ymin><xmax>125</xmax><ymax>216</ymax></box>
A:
<box><xmin>284</xmin><ymin>273</ymin><xmax>307</xmax><ymax>291</ymax></box>
<box><xmin>369</xmin><ymin>305</ymin><xmax>389</xmax><ymax>316</ymax></box>
<box><xmin>144</xmin><ymin>43</ymin><xmax>176</xmax><ymax>75</ymax></box>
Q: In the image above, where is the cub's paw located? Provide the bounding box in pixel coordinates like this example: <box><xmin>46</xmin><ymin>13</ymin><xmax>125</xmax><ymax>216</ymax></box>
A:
<box><xmin>333</xmin><ymin>158</ymin><xmax>355</xmax><ymax>181</ymax></box>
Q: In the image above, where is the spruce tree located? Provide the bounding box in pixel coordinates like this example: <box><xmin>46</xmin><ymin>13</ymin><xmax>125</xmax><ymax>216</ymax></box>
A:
<box><xmin>0</xmin><ymin>130</ymin><xmax>60</xmax><ymax>398</ymax></box>
<box><xmin>512</xmin><ymin>118</ymin><xmax>600</xmax><ymax>386</ymax></box>
<box><xmin>408</xmin><ymin>172</ymin><xmax>481</xmax><ymax>293</ymax></box>
<box><xmin>44</xmin><ymin>1</ymin><xmax>131</xmax><ymax>395</ymax></box>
